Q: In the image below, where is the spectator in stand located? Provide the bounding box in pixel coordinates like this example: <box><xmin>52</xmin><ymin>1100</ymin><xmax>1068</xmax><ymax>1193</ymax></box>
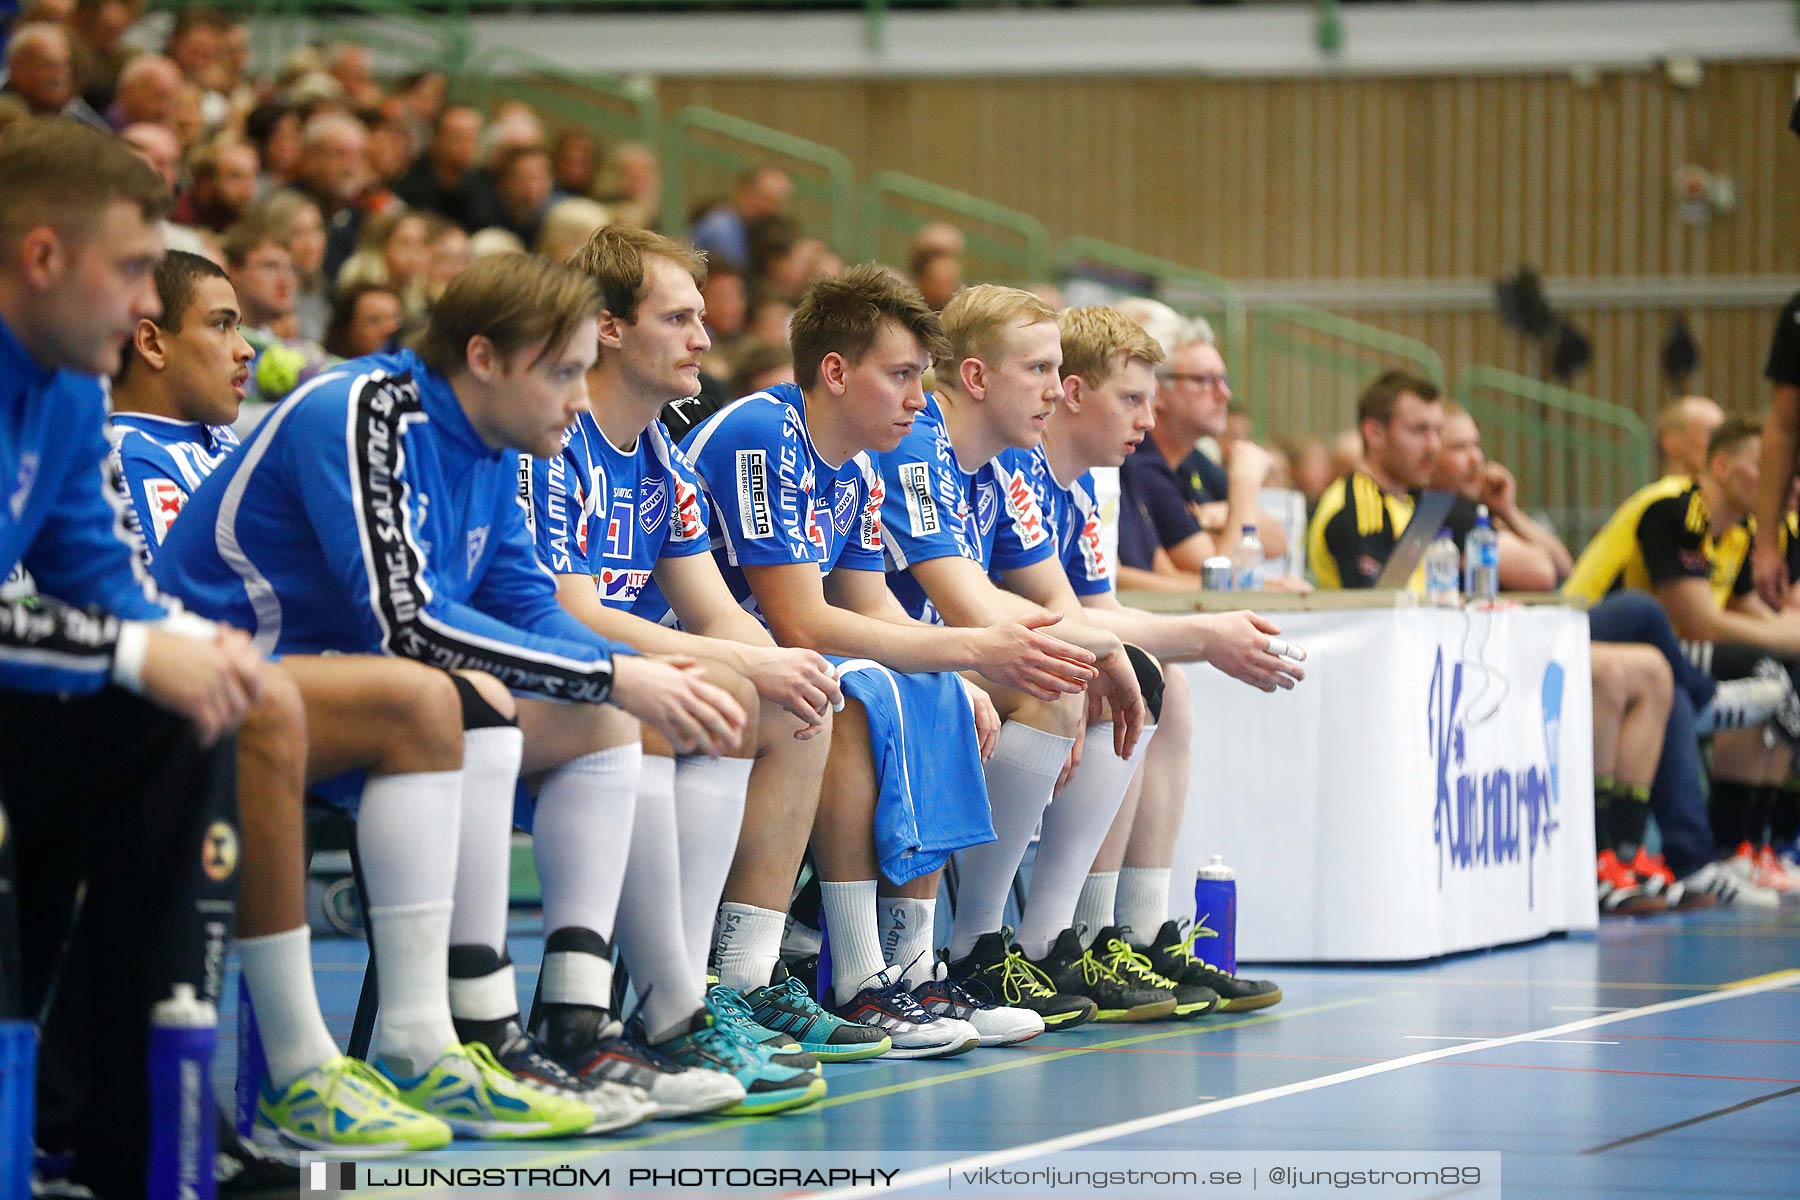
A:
<box><xmin>745</xmin><ymin>293</ymin><xmax>794</xmax><ymax>345</ymax></box>
<box><xmin>120</xmin><ymin>121</ymin><xmax>214</xmax><ymax>258</ymax></box>
<box><xmin>362</xmin><ymin>108</ymin><xmax>414</xmax><ymax>192</ymax></box>
<box><xmin>169</xmin><ymin>79</ymin><xmax>206</xmax><ymax>153</ymax></box>
<box><xmin>214</xmin><ymin>16</ymin><xmax>255</xmax><ymax>116</ymax></box>
<box><xmin>394</xmin><ymin>69</ymin><xmax>447</xmax><ymax>148</ymax></box>
<box><xmin>701</xmin><ymin>260</ymin><xmax>747</xmax><ymax>346</ymax></box>
<box><xmin>1287</xmin><ymin>437</ymin><xmax>1334</xmax><ymax>512</ymax></box>
<box><xmin>327</xmin><ymin>42</ymin><xmax>382</xmax><ymax>109</ymax></box>
<box><xmin>1117</xmin><ymin>317</ymin><xmax>1293</xmax><ymax>591</ymax></box>
<box><xmin>490</xmin><ymin>141</ymin><xmax>555</xmax><ymax>249</ymax></box>
<box><xmin>4</xmin><ymin>21</ymin><xmax>106</xmax><ymax>126</ymax></box>
<box><xmin>690</xmin><ymin>163</ymin><xmax>791</xmax><ymax>270</ymax></box>
<box><xmin>247</xmin><ymin>102</ymin><xmax>304</xmax><ymax>196</ymax></box>
<box><xmin>909</xmin><ymin>220</ymin><xmax>964</xmax><ymax>261</ymax></box>
<box><xmin>70</xmin><ymin>0</ymin><xmax>135</xmax><ymax>114</ymax></box>
<box><xmin>323</xmin><ymin>281</ymin><xmax>406</xmax><ymax>359</ymax></box>
<box><xmin>729</xmin><ymin>338</ymin><xmax>795</xmax><ymax>398</ymax></box>
<box><xmin>747</xmin><ymin>213</ymin><xmax>809</xmax><ymax>302</ymax></box>
<box><xmin>1658</xmin><ymin>394</ymin><xmax>1725</xmax><ymax>478</ymax></box>
<box><xmin>165</xmin><ymin>11</ymin><xmax>228</xmax><ymax>129</ymax></box>
<box><xmin>911</xmin><ymin>247</ymin><xmax>963</xmax><ymax>313</ymax></box>
<box><xmin>597</xmin><ymin>139</ymin><xmax>660</xmax><ymax>228</ymax></box>
<box><xmin>292</xmin><ymin>110</ymin><xmax>370</xmax><ymax>279</ymax></box>
<box><xmin>422</xmin><ymin>214</ymin><xmax>470</xmax><ymax>306</ymax></box>
<box><xmin>534</xmin><ymin>195</ymin><xmax>612</xmax><ymax>267</ymax></box>
<box><xmin>222</xmin><ymin>216</ymin><xmax>335</xmax><ymax>404</ymax></box>
<box><xmin>107</xmin><ymin>53</ymin><xmax>182</xmax><ymax>130</ymax></box>
<box><xmin>174</xmin><ymin>135</ymin><xmax>259</xmax><ymax>234</ymax></box>
<box><xmin>468</xmin><ymin>225</ymin><xmax>526</xmax><ymax>259</ymax></box>
<box><xmin>336</xmin><ymin>206</ymin><xmax>432</xmax><ymax>318</ymax></box>
<box><xmin>258</xmin><ymin>189</ymin><xmax>331</xmax><ymax>342</ymax></box>
<box><xmin>394</xmin><ymin>105</ymin><xmax>495</xmax><ymax>232</ymax></box>
<box><xmin>551</xmin><ymin>127</ymin><xmax>598</xmax><ymax>197</ymax></box>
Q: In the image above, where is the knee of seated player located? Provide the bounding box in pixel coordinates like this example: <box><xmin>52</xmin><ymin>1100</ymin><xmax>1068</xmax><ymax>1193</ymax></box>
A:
<box><xmin>1154</xmin><ymin>659</ymin><xmax>1192</xmax><ymax>741</ymax></box>
<box><xmin>1589</xmin><ymin>648</ymin><xmax>1625</xmax><ymax>708</ymax></box>
<box><xmin>696</xmin><ymin>657</ymin><xmax>761</xmax><ymax>756</ymax></box>
<box><xmin>1626</xmin><ymin>645</ymin><xmax>1673</xmax><ymax>706</ymax></box>
<box><xmin>516</xmin><ymin>694</ymin><xmax>639</xmax><ymax>775</ymax></box>
<box><xmin>238</xmin><ymin>664</ymin><xmax>308</xmax><ymax>793</ymax></box>
<box><xmin>360</xmin><ymin>660</ymin><xmax>462</xmax><ymax>772</ymax></box>
<box><xmin>1004</xmin><ymin>688</ymin><xmax>1085</xmax><ymax>740</ymax></box>
<box><xmin>759</xmin><ymin>692</ymin><xmax>832</xmax><ymax>758</ymax></box>
<box><xmin>453</xmin><ymin>669</ymin><xmax>517</xmax><ymax>726</ymax></box>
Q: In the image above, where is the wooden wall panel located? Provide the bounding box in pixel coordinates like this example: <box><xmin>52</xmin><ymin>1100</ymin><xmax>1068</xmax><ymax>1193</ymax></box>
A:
<box><xmin>654</xmin><ymin>63</ymin><xmax>1799</xmax><ymax>434</ymax></box>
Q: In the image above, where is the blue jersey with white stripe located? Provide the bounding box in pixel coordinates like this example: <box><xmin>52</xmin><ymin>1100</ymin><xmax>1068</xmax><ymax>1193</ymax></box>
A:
<box><xmin>995</xmin><ymin>445</ymin><xmax>1113</xmax><ymax>597</ymax></box>
<box><xmin>879</xmin><ymin>393</ymin><xmax>1055</xmax><ymax>623</ymax></box>
<box><xmin>521</xmin><ymin>411</ymin><xmax>709</xmax><ymax>616</ymax></box>
<box><xmin>0</xmin><ymin>317</ymin><xmax>172</xmax><ymax>694</ymax></box>
<box><xmin>672</xmin><ymin>383</ymin><xmax>885</xmax><ymax>627</ymax></box>
<box><xmin>152</xmin><ymin>350</ymin><xmax>620</xmax><ymax>703</ymax></box>
<box><xmin>106</xmin><ymin>413</ymin><xmax>241</xmax><ymax>563</ymax></box>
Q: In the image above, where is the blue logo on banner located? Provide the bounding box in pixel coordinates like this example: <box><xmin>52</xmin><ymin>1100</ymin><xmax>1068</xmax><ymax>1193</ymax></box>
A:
<box><xmin>1428</xmin><ymin>649</ymin><xmax>1563</xmax><ymax>907</ymax></box>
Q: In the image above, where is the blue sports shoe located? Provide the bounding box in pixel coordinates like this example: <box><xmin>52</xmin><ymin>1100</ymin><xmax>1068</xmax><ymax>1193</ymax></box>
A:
<box><xmin>740</xmin><ymin>968</ymin><xmax>891</xmax><ymax>1062</ymax></box>
<box><xmin>651</xmin><ymin>1009</ymin><xmax>825</xmax><ymax>1116</ymax></box>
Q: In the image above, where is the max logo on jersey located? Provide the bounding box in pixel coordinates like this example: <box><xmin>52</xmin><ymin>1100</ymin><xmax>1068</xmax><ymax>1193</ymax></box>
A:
<box><xmin>1078</xmin><ymin>509</ymin><xmax>1108</xmax><ymax>580</ymax></box>
<box><xmin>1001</xmin><ymin>471</ymin><xmax>1048</xmax><ymax>548</ymax></box>
<box><xmin>671</xmin><ymin>476</ymin><xmax>703</xmax><ymax>541</ymax></box>
<box><xmin>147</xmin><ymin>478</ymin><xmax>186</xmax><ymax>543</ymax></box>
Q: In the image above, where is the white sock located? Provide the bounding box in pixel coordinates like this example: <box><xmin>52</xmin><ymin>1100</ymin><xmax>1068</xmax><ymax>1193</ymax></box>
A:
<box><xmin>533</xmin><ymin>743</ymin><xmax>643</xmax><ymax>938</ymax></box>
<box><xmin>673</xmin><ymin>755</ymin><xmax>752</xmax><ymax>983</ymax></box>
<box><xmin>713</xmin><ymin>902</ymin><xmax>784</xmax><ymax>992</ymax></box>
<box><xmin>947</xmin><ymin>721</ymin><xmax>1074</xmax><ymax>959</ymax></box>
<box><xmin>1073</xmin><ymin>872</ymin><xmax>1120</xmax><ymax>949</ymax></box>
<box><xmin>450</xmin><ymin>727</ymin><xmax>523</xmax><ymax>953</ymax></box>
<box><xmin>368</xmin><ymin>900</ymin><xmax>457</xmax><ymax>1079</ymax></box>
<box><xmin>355</xmin><ymin>769</ymin><xmax>463</xmax><ymax>1074</ymax></box>
<box><xmin>1017</xmin><ymin>723</ymin><xmax>1151</xmax><ymax>959</ymax></box>
<box><xmin>237</xmin><ymin>926</ymin><xmax>338</xmax><ymax>1088</ymax></box>
<box><xmin>879</xmin><ymin>897</ymin><xmax>937</xmax><ymax>988</ymax></box>
<box><xmin>820</xmin><ymin>879</ymin><xmax>886</xmax><ymax>1005</ymax></box>
<box><xmin>1115</xmin><ymin>867</ymin><xmax>1172</xmax><ymax>943</ymax></box>
<box><xmin>614</xmin><ymin>755</ymin><xmax>705</xmax><ymax>1040</ymax></box>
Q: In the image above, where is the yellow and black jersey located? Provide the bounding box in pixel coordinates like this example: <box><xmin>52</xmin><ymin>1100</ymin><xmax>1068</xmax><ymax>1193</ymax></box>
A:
<box><xmin>1782</xmin><ymin>511</ymin><xmax>1800</xmax><ymax>583</ymax></box>
<box><xmin>1306</xmin><ymin>470</ymin><xmax>1419</xmax><ymax>590</ymax></box>
<box><xmin>1563</xmin><ymin>476</ymin><xmax>1752</xmax><ymax>608</ymax></box>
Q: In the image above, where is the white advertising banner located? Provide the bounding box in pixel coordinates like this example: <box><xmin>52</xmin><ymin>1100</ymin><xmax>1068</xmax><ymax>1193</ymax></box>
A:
<box><xmin>1171</xmin><ymin>604</ymin><xmax>1598</xmax><ymax>962</ymax></box>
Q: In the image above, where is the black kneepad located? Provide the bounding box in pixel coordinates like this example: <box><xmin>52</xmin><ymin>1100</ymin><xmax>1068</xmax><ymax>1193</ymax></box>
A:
<box><xmin>1122</xmin><ymin>643</ymin><xmax>1166</xmax><ymax>724</ymax></box>
<box><xmin>451</xmin><ymin>673</ymin><xmax>516</xmax><ymax>731</ymax></box>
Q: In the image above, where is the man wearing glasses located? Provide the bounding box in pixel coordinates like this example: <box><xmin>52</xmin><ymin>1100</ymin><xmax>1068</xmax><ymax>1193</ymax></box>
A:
<box><xmin>1117</xmin><ymin>319</ymin><xmax>1289</xmax><ymax>591</ymax></box>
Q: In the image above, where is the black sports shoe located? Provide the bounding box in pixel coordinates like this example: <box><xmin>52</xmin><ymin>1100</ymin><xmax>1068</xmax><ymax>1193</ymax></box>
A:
<box><xmin>1092</xmin><ymin>924</ymin><xmax>1219</xmax><ymax>1019</ymax></box>
<box><xmin>216</xmin><ymin>1109</ymin><xmax>300</xmax><ymax>1197</ymax></box>
<box><xmin>947</xmin><ymin>928</ymin><xmax>1096</xmax><ymax>1031</ymax></box>
<box><xmin>1142</xmin><ymin>919</ymin><xmax>1282</xmax><ymax>1013</ymax></box>
<box><xmin>1025</xmin><ymin>926</ymin><xmax>1177</xmax><ymax>1023</ymax></box>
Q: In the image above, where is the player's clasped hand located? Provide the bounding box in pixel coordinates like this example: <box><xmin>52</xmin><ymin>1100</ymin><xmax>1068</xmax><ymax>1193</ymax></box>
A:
<box><xmin>1204</xmin><ymin>611</ymin><xmax>1308</xmax><ymax>693</ymax></box>
<box><xmin>974</xmin><ymin>611</ymin><xmax>1098</xmax><ymax>701</ymax></box>
<box><xmin>746</xmin><ymin>644</ymin><xmax>843</xmax><ymax>739</ymax></box>
<box><xmin>610</xmin><ymin>653</ymin><xmax>750</xmax><ymax>758</ymax></box>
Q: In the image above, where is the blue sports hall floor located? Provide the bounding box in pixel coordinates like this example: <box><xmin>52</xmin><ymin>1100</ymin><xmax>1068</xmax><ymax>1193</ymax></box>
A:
<box><xmin>218</xmin><ymin>906</ymin><xmax>1800</xmax><ymax>1199</ymax></box>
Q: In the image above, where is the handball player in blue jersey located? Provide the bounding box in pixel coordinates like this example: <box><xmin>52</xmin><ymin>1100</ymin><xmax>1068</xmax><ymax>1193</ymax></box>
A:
<box><xmin>518</xmin><ymin>224</ymin><xmax>860</xmax><ymax>1107</ymax></box>
<box><xmin>0</xmin><ymin>120</ymin><xmax>267</xmax><ymax>1197</ymax></box>
<box><xmin>107</xmin><ymin>251</ymin><xmax>588</xmax><ymax>1146</ymax></box>
<box><xmin>1002</xmin><ymin>304</ymin><xmax>1296</xmax><ymax>1012</ymax></box>
<box><xmin>153</xmin><ymin>255</ymin><xmax>757</xmax><ymax>1136</ymax></box>
<box><xmin>672</xmin><ymin>265</ymin><xmax>1103</xmax><ymax>1054</ymax></box>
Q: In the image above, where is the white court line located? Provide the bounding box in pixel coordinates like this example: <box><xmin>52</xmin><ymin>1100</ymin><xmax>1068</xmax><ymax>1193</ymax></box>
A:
<box><xmin>812</xmin><ymin>969</ymin><xmax>1800</xmax><ymax>1200</ymax></box>
<box><xmin>1549</xmin><ymin>1005</ymin><xmax>1629</xmax><ymax>1012</ymax></box>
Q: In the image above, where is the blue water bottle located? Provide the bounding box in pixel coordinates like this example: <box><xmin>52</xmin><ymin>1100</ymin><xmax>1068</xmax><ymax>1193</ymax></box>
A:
<box><xmin>234</xmin><ymin>976</ymin><xmax>266</xmax><ymax>1140</ymax></box>
<box><xmin>147</xmin><ymin>983</ymin><xmax>217</xmax><ymax>1200</ymax></box>
<box><xmin>1193</xmin><ymin>855</ymin><xmax>1238</xmax><ymax>975</ymax></box>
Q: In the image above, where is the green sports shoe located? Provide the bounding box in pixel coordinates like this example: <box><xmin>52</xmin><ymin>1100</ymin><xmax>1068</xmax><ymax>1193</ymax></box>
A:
<box><xmin>377</xmin><ymin>1042</ymin><xmax>593</xmax><ymax>1140</ymax></box>
<box><xmin>255</xmin><ymin>1056</ymin><xmax>452</xmax><ymax>1152</ymax></box>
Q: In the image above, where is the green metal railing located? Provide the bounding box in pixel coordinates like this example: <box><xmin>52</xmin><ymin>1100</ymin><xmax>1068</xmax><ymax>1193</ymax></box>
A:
<box><xmin>661</xmin><ymin>107</ymin><xmax>858</xmax><ymax>255</ymax></box>
<box><xmin>452</xmin><ymin>45</ymin><xmax>659</xmax><ymax>147</ymax></box>
<box><xmin>1054</xmin><ymin>236</ymin><xmax>1249</xmax><ymax>391</ymax></box>
<box><xmin>860</xmin><ymin>172</ymin><xmax>1051</xmax><ymax>285</ymax></box>
<box><xmin>1247</xmin><ymin>303</ymin><xmax>1445</xmax><ymax>443</ymax></box>
<box><xmin>1455</xmin><ymin>366</ymin><xmax>1650</xmax><ymax>547</ymax></box>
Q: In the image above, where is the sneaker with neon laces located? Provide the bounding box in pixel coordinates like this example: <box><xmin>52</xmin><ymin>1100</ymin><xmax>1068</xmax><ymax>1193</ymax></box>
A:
<box><xmin>1141</xmin><ymin>919</ymin><xmax>1283</xmax><ymax>1013</ymax></box>
<box><xmin>703</xmin><ymin>986</ymin><xmax>821</xmax><ymax>1074</ymax></box>
<box><xmin>1025</xmin><ymin>927</ymin><xmax>1177</xmax><ymax>1023</ymax></box>
<box><xmin>913</xmin><ymin>959</ymin><xmax>1043</xmax><ymax>1047</ymax></box>
<box><xmin>740</xmin><ymin>969</ymin><xmax>892</xmax><ymax>1062</ymax></box>
<box><xmin>1597</xmin><ymin>850</ymin><xmax>1665</xmax><ymax>916</ymax></box>
<box><xmin>652</xmin><ymin>1009</ymin><xmax>825</xmax><ymax>1116</ymax></box>
<box><xmin>253</xmin><ymin>1055</ymin><xmax>451</xmax><ymax>1152</ymax></box>
<box><xmin>828</xmin><ymin>971</ymin><xmax>979</xmax><ymax>1059</ymax></box>
<box><xmin>376</xmin><ymin>1042</ymin><xmax>595</xmax><ymax>1140</ymax></box>
<box><xmin>1091</xmin><ymin>925</ymin><xmax>1217</xmax><ymax>1019</ymax></box>
<box><xmin>945</xmin><ymin>929</ymin><xmax>1096</xmax><ymax>1031</ymax></box>
<box><xmin>537</xmin><ymin>1006</ymin><xmax>744</xmax><ymax>1119</ymax></box>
